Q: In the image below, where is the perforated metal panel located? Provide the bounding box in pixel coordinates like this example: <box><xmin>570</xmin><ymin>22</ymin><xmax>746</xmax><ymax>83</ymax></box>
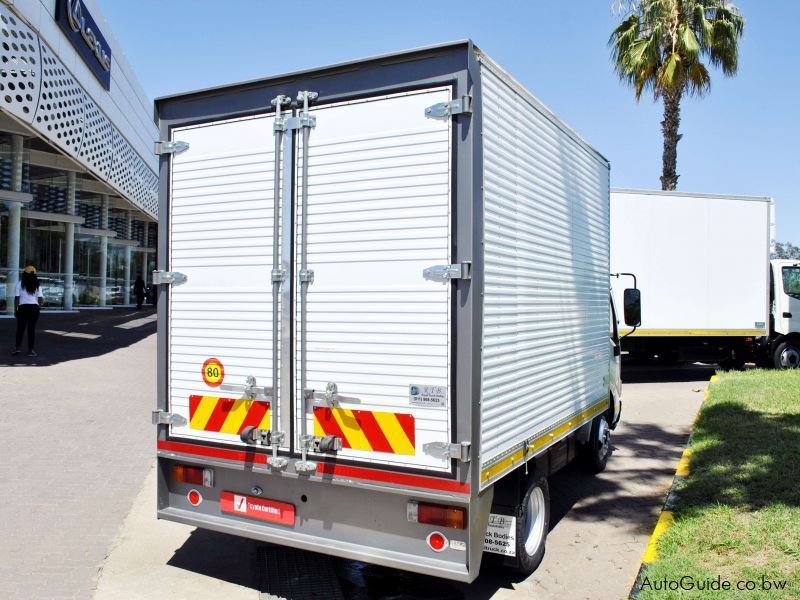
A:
<box><xmin>35</xmin><ymin>43</ymin><xmax>86</xmax><ymax>156</ymax></box>
<box><xmin>0</xmin><ymin>3</ymin><xmax>158</xmax><ymax>218</ymax></box>
<box><xmin>0</xmin><ymin>11</ymin><xmax>39</xmax><ymax>119</ymax></box>
<box><xmin>80</xmin><ymin>96</ymin><xmax>113</xmax><ymax>179</ymax></box>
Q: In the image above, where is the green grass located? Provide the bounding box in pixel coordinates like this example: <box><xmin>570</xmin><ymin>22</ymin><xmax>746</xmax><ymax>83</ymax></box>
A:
<box><xmin>638</xmin><ymin>370</ymin><xmax>800</xmax><ymax>600</ymax></box>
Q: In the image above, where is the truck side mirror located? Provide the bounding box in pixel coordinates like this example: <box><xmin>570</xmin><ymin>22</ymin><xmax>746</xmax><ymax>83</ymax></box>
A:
<box><xmin>623</xmin><ymin>288</ymin><xmax>641</xmax><ymax>327</ymax></box>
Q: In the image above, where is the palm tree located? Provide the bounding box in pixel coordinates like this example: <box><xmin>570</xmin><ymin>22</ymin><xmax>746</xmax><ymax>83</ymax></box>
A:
<box><xmin>610</xmin><ymin>1</ymin><xmax>744</xmax><ymax>190</ymax></box>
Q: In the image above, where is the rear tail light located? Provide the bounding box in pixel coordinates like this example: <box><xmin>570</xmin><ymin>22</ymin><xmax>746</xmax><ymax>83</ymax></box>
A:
<box><xmin>172</xmin><ymin>464</ymin><xmax>214</xmax><ymax>487</ymax></box>
<box><xmin>407</xmin><ymin>500</ymin><xmax>467</xmax><ymax>529</ymax></box>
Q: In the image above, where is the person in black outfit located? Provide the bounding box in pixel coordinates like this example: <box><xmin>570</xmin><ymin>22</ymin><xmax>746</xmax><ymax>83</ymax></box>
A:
<box><xmin>12</xmin><ymin>265</ymin><xmax>44</xmax><ymax>357</ymax></box>
<box><xmin>133</xmin><ymin>274</ymin><xmax>146</xmax><ymax>310</ymax></box>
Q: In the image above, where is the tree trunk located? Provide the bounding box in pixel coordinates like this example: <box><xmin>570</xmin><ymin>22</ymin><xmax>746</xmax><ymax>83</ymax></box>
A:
<box><xmin>660</xmin><ymin>88</ymin><xmax>683</xmax><ymax>191</ymax></box>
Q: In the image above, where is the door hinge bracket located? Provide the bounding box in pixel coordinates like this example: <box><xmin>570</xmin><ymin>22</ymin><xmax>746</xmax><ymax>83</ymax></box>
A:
<box><xmin>152</xmin><ymin>270</ymin><xmax>187</xmax><ymax>286</ymax></box>
<box><xmin>154</xmin><ymin>140</ymin><xmax>189</xmax><ymax>156</ymax></box>
<box><xmin>423</xmin><ymin>262</ymin><xmax>471</xmax><ymax>283</ymax></box>
<box><xmin>424</xmin><ymin>96</ymin><xmax>472</xmax><ymax>120</ymax></box>
<box><xmin>423</xmin><ymin>441</ymin><xmax>471</xmax><ymax>462</ymax></box>
<box><xmin>152</xmin><ymin>410</ymin><xmax>187</xmax><ymax>427</ymax></box>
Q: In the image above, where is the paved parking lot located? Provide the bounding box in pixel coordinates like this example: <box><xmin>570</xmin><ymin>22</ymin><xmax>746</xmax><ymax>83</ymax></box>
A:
<box><xmin>0</xmin><ymin>309</ymin><xmax>156</xmax><ymax>600</ymax></box>
<box><xmin>0</xmin><ymin>310</ymin><xmax>711</xmax><ymax>599</ymax></box>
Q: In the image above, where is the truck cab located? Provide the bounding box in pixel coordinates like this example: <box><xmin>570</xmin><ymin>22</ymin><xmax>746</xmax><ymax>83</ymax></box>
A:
<box><xmin>770</xmin><ymin>259</ymin><xmax>800</xmax><ymax>368</ymax></box>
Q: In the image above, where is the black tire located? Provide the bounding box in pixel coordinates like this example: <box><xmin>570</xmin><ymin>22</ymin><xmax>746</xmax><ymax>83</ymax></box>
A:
<box><xmin>512</xmin><ymin>477</ymin><xmax>550</xmax><ymax>576</ymax></box>
<box><xmin>773</xmin><ymin>340</ymin><xmax>800</xmax><ymax>369</ymax></box>
<box><xmin>582</xmin><ymin>414</ymin><xmax>611</xmax><ymax>473</ymax></box>
<box><xmin>718</xmin><ymin>359</ymin><xmax>746</xmax><ymax>371</ymax></box>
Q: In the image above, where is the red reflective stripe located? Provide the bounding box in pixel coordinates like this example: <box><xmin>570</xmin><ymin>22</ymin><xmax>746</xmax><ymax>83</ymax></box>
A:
<box><xmin>189</xmin><ymin>394</ymin><xmax>202</xmax><ymax>420</ymax></box>
<box><xmin>314</xmin><ymin>407</ymin><xmax>349</xmax><ymax>448</ymax></box>
<box><xmin>352</xmin><ymin>410</ymin><xmax>393</xmax><ymax>453</ymax></box>
<box><xmin>160</xmin><ymin>440</ymin><xmax>267</xmax><ymax>464</ymax></box>
<box><xmin>395</xmin><ymin>413</ymin><xmax>415</xmax><ymax>446</ymax></box>
<box><xmin>204</xmin><ymin>398</ymin><xmax>236</xmax><ymax>432</ymax></box>
<box><xmin>239</xmin><ymin>401</ymin><xmax>269</xmax><ymax>433</ymax></box>
<box><xmin>315</xmin><ymin>462</ymin><xmax>468</xmax><ymax>494</ymax></box>
<box><xmin>157</xmin><ymin>440</ymin><xmax>469</xmax><ymax>494</ymax></box>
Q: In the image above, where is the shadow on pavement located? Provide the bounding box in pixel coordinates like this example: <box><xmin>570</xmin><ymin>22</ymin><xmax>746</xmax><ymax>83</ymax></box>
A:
<box><xmin>622</xmin><ymin>358</ymin><xmax>718</xmax><ymax>384</ymax></box>
<box><xmin>0</xmin><ymin>307</ymin><xmax>156</xmax><ymax>367</ymax></box>
<box><xmin>167</xmin><ymin>529</ymin><xmax>261</xmax><ymax>591</ymax></box>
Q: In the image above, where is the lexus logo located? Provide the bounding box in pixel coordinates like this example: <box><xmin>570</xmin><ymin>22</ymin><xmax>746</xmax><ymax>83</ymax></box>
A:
<box><xmin>66</xmin><ymin>0</ymin><xmax>111</xmax><ymax>72</ymax></box>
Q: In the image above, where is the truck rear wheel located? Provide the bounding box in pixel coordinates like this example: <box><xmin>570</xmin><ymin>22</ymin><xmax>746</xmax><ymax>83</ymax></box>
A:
<box><xmin>773</xmin><ymin>340</ymin><xmax>800</xmax><ymax>369</ymax></box>
<box><xmin>513</xmin><ymin>477</ymin><xmax>550</xmax><ymax>575</ymax></box>
<box><xmin>582</xmin><ymin>415</ymin><xmax>611</xmax><ymax>473</ymax></box>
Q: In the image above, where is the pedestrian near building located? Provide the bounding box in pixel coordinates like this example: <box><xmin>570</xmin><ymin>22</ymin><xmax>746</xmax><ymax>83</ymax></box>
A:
<box><xmin>12</xmin><ymin>265</ymin><xmax>44</xmax><ymax>357</ymax></box>
<box><xmin>133</xmin><ymin>274</ymin><xmax>146</xmax><ymax>310</ymax></box>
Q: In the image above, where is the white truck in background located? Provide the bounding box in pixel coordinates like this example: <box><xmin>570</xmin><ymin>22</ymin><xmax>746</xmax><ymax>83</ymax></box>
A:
<box><xmin>611</xmin><ymin>188</ymin><xmax>800</xmax><ymax>369</ymax></box>
<box><xmin>151</xmin><ymin>41</ymin><xmax>641</xmax><ymax>583</ymax></box>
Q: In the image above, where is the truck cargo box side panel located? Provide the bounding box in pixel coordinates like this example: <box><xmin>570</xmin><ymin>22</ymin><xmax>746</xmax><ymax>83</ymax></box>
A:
<box><xmin>296</xmin><ymin>89</ymin><xmax>453</xmax><ymax>471</ymax></box>
<box><xmin>167</xmin><ymin>115</ymin><xmax>281</xmax><ymax>445</ymax></box>
<box><xmin>478</xmin><ymin>59</ymin><xmax>611</xmax><ymax>485</ymax></box>
<box><xmin>610</xmin><ymin>190</ymin><xmax>771</xmax><ymax>335</ymax></box>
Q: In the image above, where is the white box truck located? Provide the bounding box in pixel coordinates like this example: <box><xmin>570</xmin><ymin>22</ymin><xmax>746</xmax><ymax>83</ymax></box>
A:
<box><xmin>611</xmin><ymin>188</ymin><xmax>799</xmax><ymax>369</ymax></box>
<box><xmin>151</xmin><ymin>41</ymin><xmax>638</xmax><ymax>582</ymax></box>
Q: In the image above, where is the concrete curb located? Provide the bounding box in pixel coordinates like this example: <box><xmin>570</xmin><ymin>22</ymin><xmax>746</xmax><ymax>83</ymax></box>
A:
<box><xmin>629</xmin><ymin>374</ymin><xmax>718</xmax><ymax>598</ymax></box>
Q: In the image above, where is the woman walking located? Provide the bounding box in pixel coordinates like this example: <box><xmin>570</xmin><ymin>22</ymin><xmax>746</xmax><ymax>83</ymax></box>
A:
<box><xmin>12</xmin><ymin>265</ymin><xmax>44</xmax><ymax>357</ymax></box>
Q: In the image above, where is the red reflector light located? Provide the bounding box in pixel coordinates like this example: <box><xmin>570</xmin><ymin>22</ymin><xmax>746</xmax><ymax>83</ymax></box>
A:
<box><xmin>427</xmin><ymin>531</ymin><xmax>448</xmax><ymax>552</ymax></box>
<box><xmin>410</xmin><ymin>501</ymin><xmax>467</xmax><ymax>530</ymax></box>
<box><xmin>172</xmin><ymin>464</ymin><xmax>214</xmax><ymax>487</ymax></box>
<box><xmin>187</xmin><ymin>489</ymin><xmax>202</xmax><ymax>506</ymax></box>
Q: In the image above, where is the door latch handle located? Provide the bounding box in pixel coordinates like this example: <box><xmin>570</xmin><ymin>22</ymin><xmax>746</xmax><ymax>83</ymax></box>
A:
<box><xmin>219</xmin><ymin>376</ymin><xmax>272</xmax><ymax>400</ymax></box>
<box><xmin>423</xmin><ymin>262</ymin><xmax>471</xmax><ymax>283</ymax></box>
<box><xmin>305</xmin><ymin>382</ymin><xmax>361</xmax><ymax>407</ymax></box>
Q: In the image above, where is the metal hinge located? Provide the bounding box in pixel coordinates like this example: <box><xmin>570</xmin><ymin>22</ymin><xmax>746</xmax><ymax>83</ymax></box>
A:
<box><xmin>154</xmin><ymin>140</ymin><xmax>189</xmax><ymax>156</ymax></box>
<box><xmin>152</xmin><ymin>270</ymin><xmax>187</xmax><ymax>286</ymax></box>
<box><xmin>152</xmin><ymin>410</ymin><xmax>188</xmax><ymax>427</ymax></box>
<box><xmin>424</xmin><ymin>96</ymin><xmax>472</xmax><ymax>120</ymax></box>
<box><xmin>423</xmin><ymin>262</ymin><xmax>471</xmax><ymax>283</ymax></box>
<box><xmin>423</xmin><ymin>441</ymin><xmax>471</xmax><ymax>462</ymax></box>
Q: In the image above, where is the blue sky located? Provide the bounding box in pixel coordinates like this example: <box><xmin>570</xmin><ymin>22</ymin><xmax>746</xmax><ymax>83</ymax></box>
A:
<box><xmin>104</xmin><ymin>0</ymin><xmax>799</xmax><ymax>241</ymax></box>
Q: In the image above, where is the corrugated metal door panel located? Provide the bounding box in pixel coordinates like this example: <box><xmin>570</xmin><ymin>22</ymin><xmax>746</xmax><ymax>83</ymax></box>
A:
<box><xmin>167</xmin><ymin>115</ymin><xmax>280</xmax><ymax>445</ymax></box>
<box><xmin>479</xmin><ymin>62</ymin><xmax>611</xmax><ymax>474</ymax></box>
<box><xmin>296</xmin><ymin>89</ymin><xmax>453</xmax><ymax>472</ymax></box>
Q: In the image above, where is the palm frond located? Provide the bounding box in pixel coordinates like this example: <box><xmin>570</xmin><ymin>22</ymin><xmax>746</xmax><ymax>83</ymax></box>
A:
<box><xmin>610</xmin><ymin>0</ymin><xmax>744</xmax><ymax>101</ymax></box>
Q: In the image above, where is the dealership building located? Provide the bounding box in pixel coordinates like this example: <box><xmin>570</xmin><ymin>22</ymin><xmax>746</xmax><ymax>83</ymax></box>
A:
<box><xmin>0</xmin><ymin>0</ymin><xmax>157</xmax><ymax>312</ymax></box>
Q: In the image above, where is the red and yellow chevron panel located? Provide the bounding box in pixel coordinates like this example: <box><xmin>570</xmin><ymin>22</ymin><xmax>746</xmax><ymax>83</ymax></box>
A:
<box><xmin>189</xmin><ymin>395</ymin><xmax>271</xmax><ymax>434</ymax></box>
<box><xmin>313</xmin><ymin>407</ymin><xmax>415</xmax><ymax>455</ymax></box>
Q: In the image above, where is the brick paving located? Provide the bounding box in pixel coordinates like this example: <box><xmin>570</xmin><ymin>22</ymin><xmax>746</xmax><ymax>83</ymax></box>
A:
<box><xmin>0</xmin><ymin>309</ymin><xmax>156</xmax><ymax>600</ymax></box>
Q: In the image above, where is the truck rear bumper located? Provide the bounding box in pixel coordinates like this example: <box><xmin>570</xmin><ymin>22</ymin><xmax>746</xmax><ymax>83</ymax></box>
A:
<box><xmin>157</xmin><ymin>506</ymin><xmax>472</xmax><ymax>581</ymax></box>
<box><xmin>156</xmin><ymin>455</ymin><xmax>487</xmax><ymax>582</ymax></box>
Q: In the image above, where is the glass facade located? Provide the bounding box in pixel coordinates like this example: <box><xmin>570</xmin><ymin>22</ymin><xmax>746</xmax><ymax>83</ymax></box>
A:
<box><xmin>1</xmin><ymin>131</ymin><xmax>157</xmax><ymax>311</ymax></box>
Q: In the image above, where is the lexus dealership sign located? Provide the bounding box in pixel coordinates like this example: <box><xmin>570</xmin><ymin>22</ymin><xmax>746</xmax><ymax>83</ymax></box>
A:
<box><xmin>56</xmin><ymin>0</ymin><xmax>112</xmax><ymax>90</ymax></box>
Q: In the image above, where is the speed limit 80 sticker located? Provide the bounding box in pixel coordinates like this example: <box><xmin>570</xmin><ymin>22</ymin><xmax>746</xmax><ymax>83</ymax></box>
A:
<box><xmin>201</xmin><ymin>358</ymin><xmax>225</xmax><ymax>387</ymax></box>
